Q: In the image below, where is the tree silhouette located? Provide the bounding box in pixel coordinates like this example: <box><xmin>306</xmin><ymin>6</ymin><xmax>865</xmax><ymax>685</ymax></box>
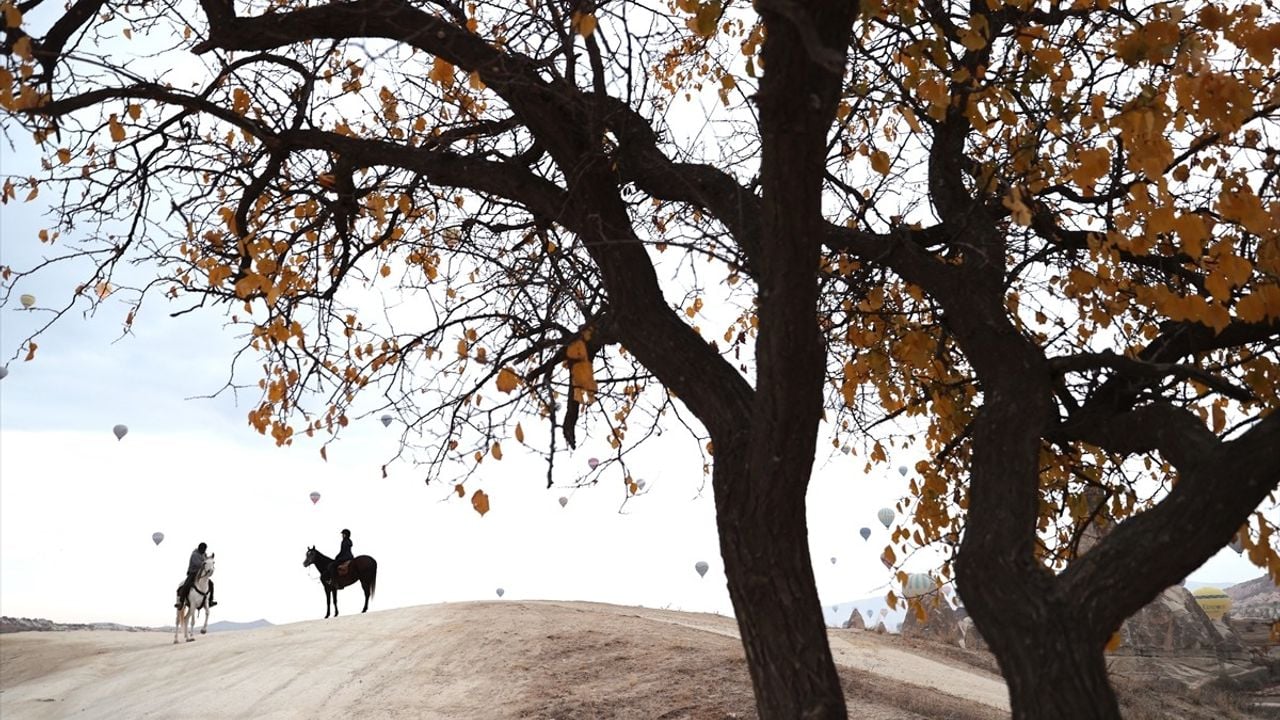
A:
<box><xmin>4</xmin><ymin>0</ymin><xmax>1278</xmax><ymax>717</ymax></box>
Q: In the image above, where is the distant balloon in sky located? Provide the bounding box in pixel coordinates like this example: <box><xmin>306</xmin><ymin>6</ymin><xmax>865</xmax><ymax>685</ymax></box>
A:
<box><xmin>152</xmin><ymin>532</ymin><xmax>164</xmax><ymax>546</ymax></box>
<box><xmin>309</xmin><ymin>491</ymin><xmax>321</xmax><ymax>505</ymax></box>
<box><xmin>695</xmin><ymin>561</ymin><xmax>709</xmax><ymax>578</ymax></box>
<box><xmin>903</xmin><ymin>573</ymin><xmax>935</xmax><ymax>599</ymax></box>
<box><xmin>380</xmin><ymin>414</ymin><xmax>393</xmax><ymax>427</ymax></box>
<box><xmin>879</xmin><ymin>608</ymin><xmax>888</xmax><ymax>617</ymax></box>
<box><xmin>840</xmin><ymin>445</ymin><xmax>850</xmax><ymax>455</ymax></box>
<box><xmin>877</xmin><ymin>508</ymin><xmax>894</xmax><ymax>529</ymax></box>
<box><xmin>830</xmin><ymin>557</ymin><xmax>837</xmax><ymax>565</ymax></box>
<box><xmin>865</xmin><ymin>609</ymin><xmax>873</xmax><ymax>618</ymax></box>
<box><xmin>859</xmin><ymin>527</ymin><xmax>871</xmax><ymax>541</ymax></box>
<box><xmin>496</xmin><ymin>588</ymin><xmax>505</xmax><ymax>598</ymax></box>
<box><xmin>636</xmin><ymin>479</ymin><xmax>646</xmax><ymax>490</ymax></box>
<box><xmin>1229</xmin><ymin>536</ymin><xmax>1245</xmax><ymax>554</ymax></box>
<box><xmin>19</xmin><ymin>293</ymin><xmax>35</xmax><ymax>309</ymax></box>
<box><xmin>0</xmin><ymin>366</ymin><xmax>7</xmax><ymax>380</ymax></box>
<box><xmin>832</xmin><ymin>605</ymin><xmax>839</xmax><ymax>613</ymax></box>
<box><xmin>898</xmin><ymin>465</ymin><xmax>909</xmax><ymax>476</ymax></box>
<box><xmin>588</xmin><ymin>457</ymin><xmax>600</xmax><ymax>470</ymax></box>
<box><xmin>112</xmin><ymin>424</ymin><xmax>129</xmax><ymax>440</ymax></box>
<box><xmin>558</xmin><ymin>496</ymin><xmax>568</xmax><ymax>508</ymax></box>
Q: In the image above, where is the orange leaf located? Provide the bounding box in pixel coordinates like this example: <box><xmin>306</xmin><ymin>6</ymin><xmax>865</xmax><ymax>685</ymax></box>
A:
<box><xmin>496</xmin><ymin>367</ymin><xmax>520</xmax><ymax>393</ymax></box>
<box><xmin>455</xmin><ymin>484</ymin><xmax>465</xmax><ymax>498</ymax></box>
<box><xmin>108</xmin><ymin>113</ymin><xmax>125</xmax><ymax>143</ymax></box>
<box><xmin>23</xmin><ymin>341</ymin><xmax>37</xmax><ymax>361</ymax></box>
<box><xmin>491</xmin><ymin>442</ymin><xmax>503</xmax><ymax>460</ymax></box>
<box><xmin>515</xmin><ymin>422</ymin><xmax>525</xmax><ymax>443</ymax></box>
<box><xmin>471</xmin><ymin>489</ymin><xmax>490</xmax><ymax>516</ymax></box>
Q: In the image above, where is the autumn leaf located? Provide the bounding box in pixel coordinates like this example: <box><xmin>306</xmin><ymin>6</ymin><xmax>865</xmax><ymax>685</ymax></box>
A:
<box><xmin>455</xmin><ymin>484</ymin><xmax>465</xmax><ymax>498</ymax></box>
<box><xmin>24</xmin><ymin>341</ymin><xmax>37</xmax><ymax>361</ymax></box>
<box><xmin>515</xmin><ymin>422</ymin><xmax>525</xmax><ymax>443</ymax></box>
<box><xmin>11</xmin><ymin>36</ymin><xmax>32</xmax><ymax>60</ymax></box>
<box><xmin>2</xmin><ymin>2</ymin><xmax>21</xmax><ymax>28</ymax></box>
<box><xmin>56</xmin><ymin>148</ymin><xmax>71</xmax><ymax>165</ymax></box>
<box><xmin>471</xmin><ymin>489</ymin><xmax>490</xmax><ymax>516</ymax></box>
<box><xmin>491</xmin><ymin>442</ymin><xmax>503</xmax><ymax>460</ymax></box>
<box><xmin>496</xmin><ymin>366</ymin><xmax>520</xmax><ymax>393</ymax></box>
<box><xmin>869</xmin><ymin>149</ymin><xmax>891</xmax><ymax>175</ymax></box>
<box><xmin>573</xmin><ymin>11</ymin><xmax>597</xmax><ymax>37</ymax></box>
<box><xmin>108</xmin><ymin>114</ymin><xmax>126</xmax><ymax>142</ymax></box>
<box><xmin>429</xmin><ymin>56</ymin><xmax>455</xmax><ymax>87</ymax></box>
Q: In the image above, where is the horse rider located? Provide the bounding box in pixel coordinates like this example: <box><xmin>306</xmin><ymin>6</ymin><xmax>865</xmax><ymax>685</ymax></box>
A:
<box><xmin>327</xmin><ymin>529</ymin><xmax>354</xmax><ymax>583</ymax></box>
<box><xmin>176</xmin><ymin>542</ymin><xmax>217</xmax><ymax>609</ymax></box>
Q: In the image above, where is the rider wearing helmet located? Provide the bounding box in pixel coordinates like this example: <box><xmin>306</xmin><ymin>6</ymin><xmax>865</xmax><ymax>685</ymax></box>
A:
<box><xmin>327</xmin><ymin>529</ymin><xmax>354</xmax><ymax>583</ymax></box>
<box><xmin>176</xmin><ymin>542</ymin><xmax>217</xmax><ymax>608</ymax></box>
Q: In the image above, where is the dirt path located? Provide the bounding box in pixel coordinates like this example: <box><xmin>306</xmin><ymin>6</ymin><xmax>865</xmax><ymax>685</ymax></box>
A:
<box><xmin>1</xmin><ymin>602</ymin><xmax>1008</xmax><ymax>719</ymax></box>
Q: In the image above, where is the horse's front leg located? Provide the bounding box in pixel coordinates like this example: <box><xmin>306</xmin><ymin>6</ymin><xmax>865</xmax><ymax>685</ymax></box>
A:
<box><xmin>200</xmin><ymin>603</ymin><xmax>210</xmax><ymax>635</ymax></box>
<box><xmin>333</xmin><ymin>586</ymin><xmax>340</xmax><ymax>617</ymax></box>
<box><xmin>174</xmin><ymin>605</ymin><xmax>183</xmax><ymax>644</ymax></box>
<box><xmin>324</xmin><ymin>586</ymin><xmax>332</xmax><ymax>619</ymax></box>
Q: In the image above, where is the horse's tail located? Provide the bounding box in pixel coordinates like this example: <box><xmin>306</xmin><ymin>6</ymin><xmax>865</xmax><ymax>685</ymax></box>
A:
<box><xmin>368</xmin><ymin>557</ymin><xmax>377</xmax><ymax>599</ymax></box>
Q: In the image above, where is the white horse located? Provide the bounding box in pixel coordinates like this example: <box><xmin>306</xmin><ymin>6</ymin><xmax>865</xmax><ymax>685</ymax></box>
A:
<box><xmin>174</xmin><ymin>554</ymin><xmax>215</xmax><ymax>644</ymax></box>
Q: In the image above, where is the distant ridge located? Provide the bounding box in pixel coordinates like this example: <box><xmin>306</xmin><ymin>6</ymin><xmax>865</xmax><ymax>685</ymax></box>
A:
<box><xmin>0</xmin><ymin>616</ymin><xmax>273</xmax><ymax>634</ymax></box>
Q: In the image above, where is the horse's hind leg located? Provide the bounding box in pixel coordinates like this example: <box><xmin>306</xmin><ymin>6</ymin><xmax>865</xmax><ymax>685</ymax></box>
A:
<box><xmin>362</xmin><ymin>581</ymin><xmax>369</xmax><ymax>613</ymax></box>
<box><xmin>174</xmin><ymin>606</ymin><xmax>184</xmax><ymax>644</ymax></box>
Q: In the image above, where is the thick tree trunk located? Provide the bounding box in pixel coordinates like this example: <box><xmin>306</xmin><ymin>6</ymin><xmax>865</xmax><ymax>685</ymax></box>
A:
<box><xmin>973</xmin><ymin>596</ymin><xmax>1121</xmax><ymax>719</ymax></box>
<box><xmin>714</xmin><ymin>441</ymin><xmax>846</xmax><ymax>719</ymax></box>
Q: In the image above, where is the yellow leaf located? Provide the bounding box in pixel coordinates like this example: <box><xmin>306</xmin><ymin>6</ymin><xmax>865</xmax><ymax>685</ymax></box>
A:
<box><xmin>1105</xmin><ymin>631</ymin><xmax>1123</xmax><ymax>652</ymax></box>
<box><xmin>565</xmin><ymin>339</ymin><xmax>588</xmax><ymax>361</ymax></box>
<box><xmin>3</xmin><ymin>3</ymin><xmax>22</xmax><ymax>28</ymax></box>
<box><xmin>574</xmin><ymin>11</ymin><xmax>597</xmax><ymax>37</ymax></box>
<box><xmin>471</xmin><ymin>489</ymin><xmax>490</xmax><ymax>516</ymax></box>
<box><xmin>108</xmin><ymin>114</ymin><xmax>126</xmax><ymax>143</ymax></box>
<box><xmin>429</xmin><ymin>56</ymin><xmax>455</xmax><ymax>87</ymax></box>
<box><xmin>11</xmin><ymin>36</ymin><xmax>32</xmax><ymax>60</ymax></box>
<box><xmin>515</xmin><ymin>422</ymin><xmax>525</xmax><ymax>443</ymax></box>
<box><xmin>691</xmin><ymin>0</ymin><xmax>721</xmax><ymax>37</ymax></box>
<box><xmin>496</xmin><ymin>367</ymin><xmax>520</xmax><ymax>393</ymax></box>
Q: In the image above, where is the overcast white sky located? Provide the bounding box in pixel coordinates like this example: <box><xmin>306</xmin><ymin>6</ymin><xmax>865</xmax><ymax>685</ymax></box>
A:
<box><xmin>0</xmin><ymin>89</ymin><xmax>1265</xmax><ymax>631</ymax></box>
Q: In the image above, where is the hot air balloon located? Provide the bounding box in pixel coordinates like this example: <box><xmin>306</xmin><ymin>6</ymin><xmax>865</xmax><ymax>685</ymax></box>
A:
<box><xmin>695</xmin><ymin>561</ymin><xmax>709</xmax><ymax>578</ymax></box>
<box><xmin>865</xmin><ymin>609</ymin><xmax>873</xmax><ymax>618</ymax></box>
<box><xmin>898</xmin><ymin>465</ymin><xmax>908</xmax><ymax>476</ymax></box>
<box><xmin>636</xmin><ymin>479</ymin><xmax>646</xmax><ymax>490</ymax></box>
<box><xmin>1192</xmin><ymin>587</ymin><xmax>1232</xmax><ymax>620</ymax></box>
<box><xmin>112</xmin><ymin>424</ymin><xmax>129</xmax><ymax>440</ymax></box>
<box><xmin>309</xmin><ymin>491</ymin><xmax>321</xmax><ymax>505</ymax></box>
<box><xmin>1229</xmin><ymin>535</ymin><xmax>1245</xmax><ymax>554</ymax></box>
<box><xmin>588</xmin><ymin>457</ymin><xmax>600</xmax><ymax>470</ymax></box>
<box><xmin>859</xmin><ymin>527</ymin><xmax>871</xmax><ymax>541</ymax></box>
<box><xmin>380</xmin><ymin>414</ymin><xmax>393</xmax><ymax>427</ymax></box>
<box><xmin>19</xmin><ymin>294</ymin><xmax>35</xmax><ymax>309</ymax></box>
<box><xmin>832</xmin><ymin>605</ymin><xmax>839</xmax><ymax>613</ymax></box>
<box><xmin>0</xmin><ymin>366</ymin><xmax>7</xmax><ymax>380</ymax></box>
<box><xmin>558</xmin><ymin>496</ymin><xmax>568</xmax><ymax>508</ymax></box>
<box><xmin>830</xmin><ymin>556</ymin><xmax>837</xmax><ymax>565</ymax></box>
<box><xmin>879</xmin><ymin>608</ymin><xmax>888</xmax><ymax>617</ymax></box>
<box><xmin>496</xmin><ymin>588</ymin><xmax>505</xmax><ymax>598</ymax></box>
<box><xmin>903</xmin><ymin>573</ymin><xmax>935</xmax><ymax>599</ymax></box>
<box><xmin>877</xmin><ymin>508</ymin><xmax>894</xmax><ymax>528</ymax></box>
<box><xmin>840</xmin><ymin>445</ymin><xmax>851</xmax><ymax>454</ymax></box>
<box><xmin>152</xmin><ymin>532</ymin><xmax>164</xmax><ymax>546</ymax></box>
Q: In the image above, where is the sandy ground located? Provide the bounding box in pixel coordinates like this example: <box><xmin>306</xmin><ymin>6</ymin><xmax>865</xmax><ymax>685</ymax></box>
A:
<box><xmin>1</xmin><ymin>601</ymin><xmax>1010</xmax><ymax>719</ymax></box>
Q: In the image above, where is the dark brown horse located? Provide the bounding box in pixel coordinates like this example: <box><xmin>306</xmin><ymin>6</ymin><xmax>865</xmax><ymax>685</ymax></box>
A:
<box><xmin>303</xmin><ymin>546</ymin><xmax>377</xmax><ymax>618</ymax></box>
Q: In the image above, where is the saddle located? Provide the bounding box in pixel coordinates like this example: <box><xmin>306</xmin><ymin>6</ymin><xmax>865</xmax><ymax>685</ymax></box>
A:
<box><xmin>333</xmin><ymin>560</ymin><xmax>353</xmax><ymax>579</ymax></box>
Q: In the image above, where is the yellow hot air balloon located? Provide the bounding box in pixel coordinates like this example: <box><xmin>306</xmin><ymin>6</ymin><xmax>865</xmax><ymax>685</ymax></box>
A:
<box><xmin>1192</xmin><ymin>586</ymin><xmax>1232</xmax><ymax>620</ymax></box>
<box><xmin>19</xmin><ymin>294</ymin><xmax>36</xmax><ymax>309</ymax></box>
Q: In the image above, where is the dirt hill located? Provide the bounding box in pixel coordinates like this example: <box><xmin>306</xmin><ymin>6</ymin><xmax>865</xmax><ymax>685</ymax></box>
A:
<box><xmin>2</xmin><ymin>601</ymin><xmax>1009</xmax><ymax>720</ymax></box>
